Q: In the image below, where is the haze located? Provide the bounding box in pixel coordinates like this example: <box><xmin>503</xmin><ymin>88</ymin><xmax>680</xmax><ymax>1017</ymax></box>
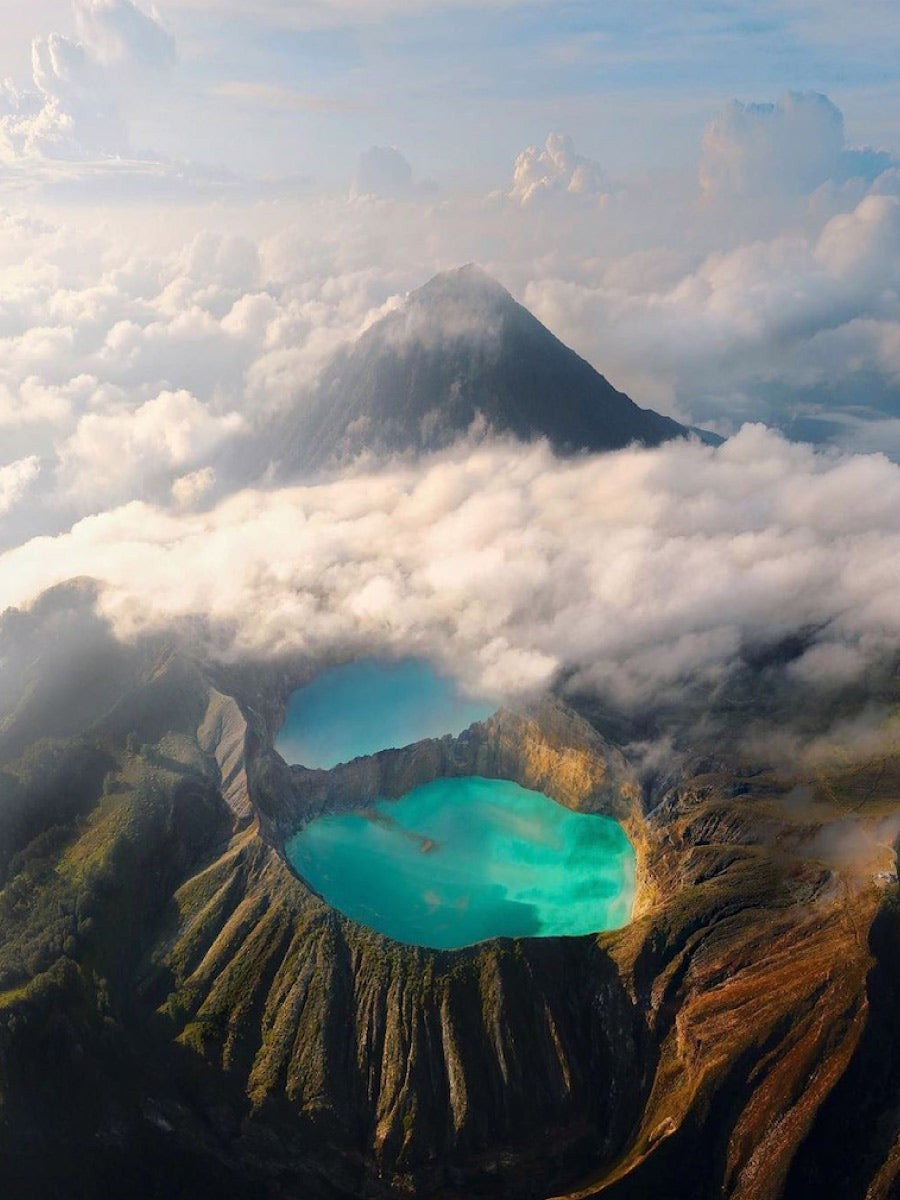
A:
<box><xmin>5</xmin><ymin>0</ymin><xmax>900</xmax><ymax>753</ymax></box>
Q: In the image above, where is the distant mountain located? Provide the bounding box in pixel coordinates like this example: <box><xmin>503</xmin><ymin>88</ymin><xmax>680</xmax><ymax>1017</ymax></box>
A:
<box><xmin>261</xmin><ymin>264</ymin><xmax>703</xmax><ymax>476</ymax></box>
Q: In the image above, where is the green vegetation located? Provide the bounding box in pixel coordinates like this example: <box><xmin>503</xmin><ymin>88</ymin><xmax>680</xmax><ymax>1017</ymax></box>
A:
<box><xmin>2</xmin><ymin>622</ymin><xmax>900</xmax><ymax>1200</ymax></box>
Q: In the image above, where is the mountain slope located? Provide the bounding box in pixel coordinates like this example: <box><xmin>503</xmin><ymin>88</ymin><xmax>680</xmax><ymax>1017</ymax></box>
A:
<box><xmin>3</xmin><ymin>592</ymin><xmax>900</xmax><ymax>1199</ymax></box>
<box><xmin>263</xmin><ymin>265</ymin><xmax>694</xmax><ymax>475</ymax></box>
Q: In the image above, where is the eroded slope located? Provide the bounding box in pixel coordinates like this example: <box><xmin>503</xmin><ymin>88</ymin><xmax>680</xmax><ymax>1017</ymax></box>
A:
<box><xmin>2</xmin><ymin>611</ymin><xmax>900</xmax><ymax>1199</ymax></box>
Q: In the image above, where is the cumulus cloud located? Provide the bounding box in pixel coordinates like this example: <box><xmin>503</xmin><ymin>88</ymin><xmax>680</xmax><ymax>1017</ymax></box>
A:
<box><xmin>522</xmin><ymin>190</ymin><xmax>900</xmax><ymax>435</ymax></box>
<box><xmin>0</xmin><ymin>212</ymin><xmax>422</xmax><ymax>548</ymax></box>
<box><xmin>171</xmin><ymin>465</ymin><xmax>216</xmax><ymax>509</ymax></box>
<box><xmin>56</xmin><ymin>388</ymin><xmax>245</xmax><ymax>505</ymax></box>
<box><xmin>4</xmin><ymin>427</ymin><xmax>900</xmax><ymax>730</ymax></box>
<box><xmin>0</xmin><ymin>456</ymin><xmax>40</xmax><ymax>516</ymax></box>
<box><xmin>700</xmin><ymin>90</ymin><xmax>896</xmax><ymax>201</ymax></box>
<box><xmin>0</xmin><ymin>0</ymin><xmax>175</xmax><ymax>163</ymax></box>
<box><xmin>508</xmin><ymin>133</ymin><xmax>607</xmax><ymax>207</ymax></box>
<box><xmin>350</xmin><ymin>145</ymin><xmax>437</xmax><ymax>200</ymax></box>
<box><xmin>352</xmin><ymin>146</ymin><xmax>413</xmax><ymax>199</ymax></box>
<box><xmin>75</xmin><ymin>0</ymin><xmax>175</xmax><ymax>70</ymax></box>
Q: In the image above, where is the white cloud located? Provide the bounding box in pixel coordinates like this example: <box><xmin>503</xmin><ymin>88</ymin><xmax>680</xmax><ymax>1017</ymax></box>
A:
<box><xmin>701</xmin><ymin>91</ymin><xmax>843</xmax><ymax>199</ymax></box>
<box><xmin>74</xmin><ymin>0</ymin><xmax>175</xmax><ymax>70</ymax></box>
<box><xmin>700</xmin><ymin>90</ymin><xmax>896</xmax><ymax>201</ymax></box>
<box><xmin>814</xmin><ymin>192</ymin><xmax>900</xmax><ymax>279</ymax></box>
<box><xmin>0</xmin><ymin>210</ymin><xmax>424</xmax><ymax>546</ymax></box>
<box><xmin>57</xmin><ymin>388</ymin><xmax>245</xmax><ymax>504</ymax></box>
<box><xmin>2</xmin><ymin>90</ymin><xmax>900</xmax><ymax>547</ymax></box>
<box><xmin>171</xmin><ymin>464</ymin><xmax>216</xmax><ymax>508</ymax></box>
<box><xmin>508</xmin><ymin>133</ymin><xmax>607</xmax><ymax>207</ymax></box>
<box><xmin>521</xmin><ymin>189</ymin><xmax>900</xmax><ymax>431</ymax></box>
<box><xmin>4</xmin><ymin>427</ymin><xmax>900</xmax><ymax>721</ymax></box>
<box><xmin>0</xmin><ymin>0</ymin><xmax>173</xmax><ymax>163</ymax></box>
<box><xmin>0</xmin><ymin>456</ymin><xmax>40</xmax><ymax>516</ymax></box>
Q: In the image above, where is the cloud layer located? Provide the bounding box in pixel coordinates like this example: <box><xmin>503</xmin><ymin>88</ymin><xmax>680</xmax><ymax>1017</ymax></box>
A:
<box><xmin>4</xmin><ymin>427</ymin><xmax>900</xmax><ymax>736</ymax></box>
<box><xmin>3</xmin><ymin>104</ymin><xmax>900</xmax><ymax>549</ymax></box>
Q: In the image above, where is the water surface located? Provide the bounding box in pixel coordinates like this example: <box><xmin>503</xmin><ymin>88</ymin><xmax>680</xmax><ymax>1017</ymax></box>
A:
<box><xmin>275</xmin><ymin>658</ymin><xmax>494</xmax><ymax>769</ymax></box>
<box><xmin>285</xmin><ymin>776</ymin><xmax>635</xmax><ymax>950</ymax></box>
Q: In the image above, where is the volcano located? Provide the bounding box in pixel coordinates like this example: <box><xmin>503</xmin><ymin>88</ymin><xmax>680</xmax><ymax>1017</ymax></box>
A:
<box><xmin>263</xmin><ymin>264</ymin><xmax>697</xmax><ymax>475</ymax></box>
<box><xmin>2</xmin><ymin>584</ymin><xmax>899</xmax><ymax>1200</ymax></box>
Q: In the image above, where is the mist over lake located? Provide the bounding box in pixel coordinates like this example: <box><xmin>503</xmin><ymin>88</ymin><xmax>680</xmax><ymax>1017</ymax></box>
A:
<box><xmin>275</xmin><ymin>658</ymin><xmax>495</xmax><ymax>769</ymax></box>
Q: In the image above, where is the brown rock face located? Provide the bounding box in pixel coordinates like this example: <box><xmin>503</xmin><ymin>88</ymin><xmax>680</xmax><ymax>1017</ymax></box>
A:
<box><xmin>253</xmin><ymin>695</ymin><xmax>639</xmax><ymax>834</ymax></box>
<box><xmin>160</xmin><ymin>831</ymin><xmax>649</xmax><ymax>1194</ymax></box>
<box><xmin>156</xmin><ymin>694</ymin><xmax>652</xmax><ymax>1196</ymax></box>
<box><xmin>3</xmin><ymin>632</ymin><xmax>900</xmax><ymax>1200</ymax></box>
<box><xmin>176</xmin><ymin>682</ymin><xmax>900</xmax><ymax>1199</ymax></box>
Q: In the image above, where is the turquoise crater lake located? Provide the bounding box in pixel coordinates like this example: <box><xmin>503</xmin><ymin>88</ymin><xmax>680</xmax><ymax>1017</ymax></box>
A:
<box><xmin>275</xmin><ymin>658</ymin><xmax>495</xmax><ymax>769</ymax></box>
<box><xmin>285</xmin><ymin>777</ymin><xmax>636</xmax><ymax>950</ymax></box>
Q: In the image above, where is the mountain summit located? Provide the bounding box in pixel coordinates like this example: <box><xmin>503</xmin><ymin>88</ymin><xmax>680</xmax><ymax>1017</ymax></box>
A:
<box><xmin>264</xmin><ymin>264</ymin><xmax>693</xmax><ymax>474</ymax></box>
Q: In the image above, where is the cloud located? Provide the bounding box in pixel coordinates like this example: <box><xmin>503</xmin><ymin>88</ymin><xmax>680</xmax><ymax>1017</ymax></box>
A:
<box><xmin>56</xmin><ymin>388</ymin><xmax>245</xmax><ymax>505</ymax></box>
<box><xmin>0</xmin><ymin>0</ymin><xmax>174</xmax><ymax>163</ymax></box>
<box><xmin>350</xmin><ymin>145</ymin><xmax>436</xmax><ymax>200</ymax></box>
<box><xmin>351</xmin><ymin>146</ymin><xmax>412</xmax><ymax>199</ymax></box>
<box><xmin>0</xmin><ymin>456</ymin><xmax>40</xmax><ymax>516</ymax></box>
<box><xmin>3</xmin><ymin>89</ymin><xmax>900</xmax><ymax>548</ymax></box>
<box><xmin>0</xmin><ymin>212</ymin><xmax>421</xmax><ymax>548</ymax></box>
<box><xmin>700</xmin><ymin>90</ymin><xmax>896</xmax><ymax>201</ymax></box>
<box><xmin>0</xmin><ymin>4</ymin><xmax>292</xmax><ymax>203</ymax></box>
<box><xmin>74</xmin><ymin>0</ymin><xmax>175</xmax><ymax>70</ymax></box>
<box><xmin>522</xmin><ymin>189</ymin><xmax>900</xmax><ymax>433</ymax></box>
<box><xmin>508</xmin><ymin>133</ymin><xmax>607</xmax><ymax>207</ymax></box>
<box><xmin>4</xmin><ymin>426</ymin><xmax>900</xmax><ymax>733</ymax></box>
<box><xmin>0</xmin><ymin>141</ymin><xmax>899</xmax><ymax>752</ymax></box>
<box><xmin>0</xmin><ymin>170</ymin><xmax>899</xmax><ymax>542</ymax></box>
<box><xmin>171</xmin><ymin>465</ymin><xmax>216</xmax><ymax>509</ymax></box>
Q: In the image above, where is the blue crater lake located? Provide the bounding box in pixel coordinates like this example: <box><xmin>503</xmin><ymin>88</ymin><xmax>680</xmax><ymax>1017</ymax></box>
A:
<box><xmin>285</xmin><ymin>776</ymin><xmax>636</xmax><ymax>950</ymax></box>
<box><xmin>275</xmin><ymin>658</ymin><xmax>495</xmax><ymax>770</ymax></box>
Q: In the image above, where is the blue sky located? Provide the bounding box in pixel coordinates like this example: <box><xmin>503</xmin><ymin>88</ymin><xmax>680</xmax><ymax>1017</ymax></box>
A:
<box><xmin>173</xmin><ymin>0</ymin><xmax>900</xmax><ymax>183</ymax></box>
<box><xmin>5</xmin><ymin>0</ymin><xmax>900</xmax><ymax>186</ymax></box>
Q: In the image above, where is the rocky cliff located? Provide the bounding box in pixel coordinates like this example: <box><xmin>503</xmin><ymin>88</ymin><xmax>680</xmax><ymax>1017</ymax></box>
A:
<box><xmin>2</xmin><ymin>605</ymin><xmax>900</xmax><ymax>1199</ymax></box>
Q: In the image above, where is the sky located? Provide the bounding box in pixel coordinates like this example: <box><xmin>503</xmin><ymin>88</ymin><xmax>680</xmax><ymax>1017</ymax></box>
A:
<box><xmin>5</xmin><ymin>1</ymin><xmax>900</xmax><ymax>185</ymax></box>
<box><xmin>6</xmin><ymin>1</ymin><xmax>900</xmax><ymax>759</ymax></box>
